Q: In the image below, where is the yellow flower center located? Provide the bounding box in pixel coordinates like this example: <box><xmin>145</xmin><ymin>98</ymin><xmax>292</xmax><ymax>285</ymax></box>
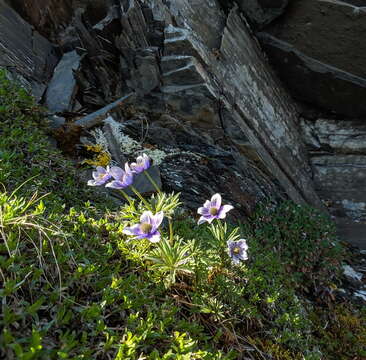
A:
<box><xmin>233</xmin><ymin>247</ymin><xmax>240</xmax><ymax>254</ymax></box>
<box><xmin>209</xmin><ymin>207</ymin><xmax>219</xmax><ymax>216</ymax></box>
<box><xmin>140</xmin><ymin>223</ymin><xmax>153</xmax><ymax>233</ymax></box>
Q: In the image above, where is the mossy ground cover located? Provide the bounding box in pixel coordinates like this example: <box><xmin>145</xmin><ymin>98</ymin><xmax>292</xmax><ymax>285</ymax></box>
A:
<box><xmin>0</xmin><ymin>70</ymin><xmax>365</xmax><ymax>359</ymax></box>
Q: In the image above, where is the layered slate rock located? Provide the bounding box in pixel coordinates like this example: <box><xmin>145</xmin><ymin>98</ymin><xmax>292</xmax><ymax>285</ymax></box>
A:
<box><xmin>301</xmin><ymin>118</ymin><xmax>366</xmax><ymax>246</ymax></box>
<box><xmin>259</xmin><ymin>0</ymin><xmax>366</xmax><ymax>117</ymax></box>
<box><xmin>0</xmin><ymin>0</ymin><xmax>58</xmax><ymax>99</ymax></box>
<box><xmin>161</xmin><ymin>0</ymin><xmax>323</xmax><ymax>210</ymax></box>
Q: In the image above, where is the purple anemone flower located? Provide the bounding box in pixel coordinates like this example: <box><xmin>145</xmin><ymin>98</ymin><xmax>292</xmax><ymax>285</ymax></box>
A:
<box><xmin>197</xmin><ymin>193</ymin><xmax>234</xmax><ymax>225</ymax></box>
<box><xmin>123</xmin><ymin>211</ymin><xmax>164</xmax><ymax>243</ymax></box>
<box><xmin>105</xmin><ymin>163</ymin><xmax>134</xmax><ymax>190</ymax></box>
<box><xmin>130</xmin><ymin>153</ymin><xmax>151</xmax><ymax>174</ymax></box>
<box><xmin>87</xmin><ymin>166</ymin><xmax>112</xmax><ymax>186</ymax></box>
<box><xmin>227</xmin><ymin>239</ymin><xmax>248</xmax><ymax>265</ymax></box>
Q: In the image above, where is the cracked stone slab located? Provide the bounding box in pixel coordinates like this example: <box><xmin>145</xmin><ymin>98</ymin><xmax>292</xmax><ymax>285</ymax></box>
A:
<box><xmin>301</xmin><ymin>118</ymin><xmax>366</xmax><ymax>154</ymax></box>
<box><xmin>343</xmin><ymin>264</ymin><xmax>363</xmax><ymax>283</ymax></box>
<box><xmin>311</xmin><ymin>155</ymin><xmax>366</xmax><ymax>221</ymax></box>
<box><xmin>75</xmin><ymin>93</ymin><xmax>135</xmax><ymax>129</ymax></box>
<box><xmin>45</xmin><ymin>50</ymin><xmax>81</xmax><ymax>114</ymax></box>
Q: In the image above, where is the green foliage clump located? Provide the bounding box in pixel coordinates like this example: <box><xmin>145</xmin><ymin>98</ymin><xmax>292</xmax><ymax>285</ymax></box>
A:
<box><xmin>0</xmin><ymin>69</ymin><xmax>105</xmax><ymax>211</ymax></box>
<box><xmin>309</xmin><ymin>305</ymin><xmax>366</xmax><ymax>360</ymax></box>
<box><xmin>246</xmin><ymin>201</ymin><xmax>345</xmax><ymax>290</ymax></box>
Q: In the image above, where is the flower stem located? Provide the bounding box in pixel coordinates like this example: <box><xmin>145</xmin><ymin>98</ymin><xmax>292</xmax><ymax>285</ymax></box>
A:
<box><xmin>131</xmin><ymin>186</ymin><xmax>151</xmax><ymax>210</ymax></box>
<box><xmin>145</xmin><ymin>171</ymin><xmax>162</xmax><ymax>194</ymax></box>
<box><xmin>120</xmin><ymin>189</ymin><xmax>133</xmax><ymax>205</ymax></box>
<box><xmin>145</xmin><ymin>171</ymin><xmax>173</xmax><ymax>243</ymax></box>
<box><xmin>169</xmin><ymin>219</ymin><xmax>174</xmax><ymax>245</ymax></box>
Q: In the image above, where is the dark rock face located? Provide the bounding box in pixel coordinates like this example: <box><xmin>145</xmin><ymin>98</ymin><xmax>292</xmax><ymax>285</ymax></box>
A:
<box><xmin>258</xmin><ymin>34</ymin><xmax>366</xmax><ymax>118</ymax></box>
<box><xmin>302</xmin><ymin>119</ymin><xmax>366</xmax><ymax>218</ymax></box>
<box><xmin>121</xmin><ymin>115</ymin><xmax>279</xmax><ymax>217</ymax></box>
<box><xmin>265</xmin><ymin>0</ymin><xmax>366</xmax><ymax>79</ymax></box>
<box><xmin>259</xmin><ymin>0</ymin><xmax>366</xmax><ymax>117</ymax></box>
<box><xmin>161</xmin><ymin>0</ymin><xmax>323</xmax><ymax>210</ymax></box>
<box><xmin>254</xmin><ymin>0</ymin><xmax>366</xmax><ymax>246</ymax></box>
<box><xmin>235</xmin><ymin>0</ymin><xmax>288</xmax><ymax>28</ymax></box>
<box><xmin>5</xmin><ymin>0</ymin><xmax>109</xmax><ymax>40</ymax></box>
<box><xmin>0</xmin><ymin>0</ymin><xmax>58</xmax><ymax>99</ymax></box>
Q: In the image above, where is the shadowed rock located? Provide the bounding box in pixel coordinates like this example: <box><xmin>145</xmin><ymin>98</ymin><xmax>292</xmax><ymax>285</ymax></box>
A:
<box><xmin>0</xmin><ymin>0</ymin><xmax>58</xmax><ymax>99</ymax></box>
<box><xmin>235</xmin><ymin>0</ymin><xmax>289</xmax><ymax>28</ymax></box>
<box><xmin>264</xmin><ymin>0</ymin><xmax>366</xmax><ymax>80</ymax></box>
<box><xmin>258</xmin><ymin>33</ymin><xmax>366</xmax><ymax>118</ymax></box>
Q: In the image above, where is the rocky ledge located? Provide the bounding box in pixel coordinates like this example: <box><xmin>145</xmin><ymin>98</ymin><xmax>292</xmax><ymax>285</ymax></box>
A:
<box><xmin>1</xmin><ymin>0</ymin><xmax>365</xmax><ymax>248</ymax></box>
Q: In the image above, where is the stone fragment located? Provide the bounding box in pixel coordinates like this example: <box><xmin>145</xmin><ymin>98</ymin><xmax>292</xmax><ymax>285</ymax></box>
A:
<box><xmin>45</xmin><ymin>50</ymin><xmax>81</xmax><ymax>114</ymax></box>
<box><xmin>75</xmin><ymin>93</ymin><xmax>135</xmax><ymax>129</ymax></box>
<box><xmin>127</xmin><ymin>48</ymin><xmax>161</xmax><ymax>95</ymax></box>
<box><xmin>7</xmin><ymin>0</ymin><xmax>73</xmax><ymax>38</ymax></box>
<box><xmin>103</xmin><ymin>123</ymin><xmax>127</xmax><ymax>168</ymax></box>
<box><xmin>354</xmin><ymin>290</ymin><xmax>366</xmax><ymax>302</ymax></box>
<box><xmin>7</xmin><ymin>0</ymin><xmax>111</xmax><ymax>39</ymax></box>
<box><xmin>336</xmin><ymin>218</ymin><xmax>366</xmax><ymax>250</ymax></box>
<box><xmin>258</xmin><ymin>33</ymin><xmax>366</xmax><ymax>118</ymax></box>
<box><xmin>48</xmin><ymin>115</ymin><xmax>66</xmax><ymax>129</ymax></box>
<box><xmin>343</xmin><ymin>264</ymin><xmax>363</xmax><ymax>284</ymax></box>
<box><xmin>124</xmin><ymin>166</ymin><xmax>162</xmax><ymax>196</ymax></box>
<box><xmin>162</xmin><ymin>58</ymin><xmax>207</xmax><ymax>87</ymax></box>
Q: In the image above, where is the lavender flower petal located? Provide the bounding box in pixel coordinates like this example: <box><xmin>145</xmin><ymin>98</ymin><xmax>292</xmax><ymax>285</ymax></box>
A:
<box><xmin>197</xmin><ymin>215</ymin><xmax>215</xmax><ymax>225</ymax></box>
<box><xmin>105</xmin><ymin>180</ymin><xmax>124</xmax><ymax>189</ymax></box>
<box><xmin>197</xmin><ymin>216</ymin><xmax>207</xmax><ymax>225</ymax></box>
<box><xmin>140</xmin><ymin>211</ymin><xmax>153</xmax><ymax>224</ymax></box>
<box><xmin>87</xmin><ymin>179</ymin><xmax>99</xmax><ymax>186</ymax></box>
<box><xmin>148</xmin><ymin>231</ymin><xmax>161</xmax><ymax>243</ymax></box>
<box><xmin>123</xmin><ymin>211</ymin><xmax>164</xmax><ymax>242</ymax></box>
<box><xmin>109</xmin><ymin>166</ymin><xmax>124</xmax><ymax>180</ymax></box>
<box><xmin>130</xmin><ymin>153</ymin><xmax>151</xmax><ymax>174</ymax></box>
<box><xmin>210</xmin><ymin>193</ymin><xmax>222</xmax><ymax>209</ymax></box>
<box><xmin>88</xmin><ymin>166</ymin><xmax>111</xmax><ymax>186</ymax></box>
<box><xmin>227</xmin><ymin>239</ymin><xmax>248</xmax><ymax>264</ymax></box>
<box><xmin>203</xmin><ymin>200</ymin><xmax>211</xmax><ymax>209</ymax></box>
<box><xmin>122</xmin><ymin>224</ymin><xmax>142</xmax><ymax>236</ymax></box>
<box><xmin>197</xmin><ymin>207</ymin><xmax>210</xmax><ymax>216</ymax></box>
<box><xmin>197</xmin><ymin>193</ymin><xmax>234</xmax><ymax>225</ymax></box>
<box><xmin>151</xmin><ymin>211</ymin><xmax>164</xmax><ymax>232</ymax></box>
<box><xmin>218</xmin><ymin>205</ymin><xmax>234</xmax><ymax>219</ymax></box>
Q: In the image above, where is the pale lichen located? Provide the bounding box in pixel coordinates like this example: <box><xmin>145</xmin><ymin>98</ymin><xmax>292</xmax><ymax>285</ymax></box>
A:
<box><xmin>85</xmin><ymin>116</ymin><xmax>203</xmax><ymax>167</ymax></box>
